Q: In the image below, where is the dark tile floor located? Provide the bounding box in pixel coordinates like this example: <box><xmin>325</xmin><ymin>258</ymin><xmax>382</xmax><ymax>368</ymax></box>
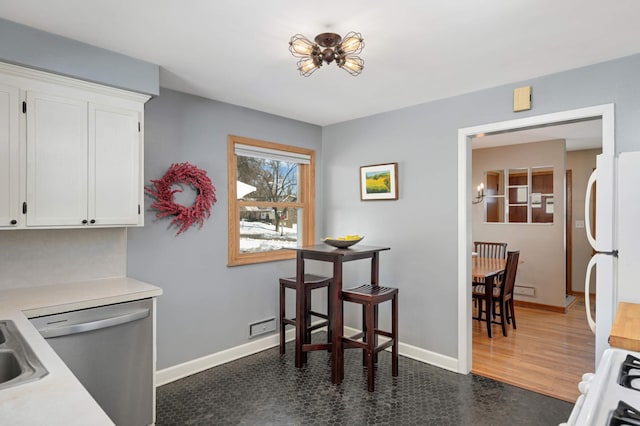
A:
<box><xmin>157</xmin><ymin>335</ymin><xmax>572</xmax><ymax>425</ymax></box>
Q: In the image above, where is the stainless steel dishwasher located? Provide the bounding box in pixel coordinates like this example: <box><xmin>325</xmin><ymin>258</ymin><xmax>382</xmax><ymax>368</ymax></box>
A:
<box><xmin>30</xmin><ymin>298</ymin><xmax>153</xmax><ymax>426</ymax></box>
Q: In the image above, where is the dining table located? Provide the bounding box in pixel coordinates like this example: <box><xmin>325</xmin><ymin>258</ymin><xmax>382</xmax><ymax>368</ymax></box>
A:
<box><xmin>472</xmin><ymin>256</ymin><xmax>507</xmax><ymax>338</ymax></box>
<box><xmin>291</xmin><ymin>244</ymin><xmax>390</xmax><ymax>385</ymax></box>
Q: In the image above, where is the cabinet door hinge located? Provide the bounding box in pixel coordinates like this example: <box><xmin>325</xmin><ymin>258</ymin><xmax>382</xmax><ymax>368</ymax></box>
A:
<box><xmin>22</xmin><ymin>202</ymin><xmax>27</xmax><ymax>214</ymax></box>
<box><xmin>22</xmin><ymin>101</ymin><xmax>26</xmax><ymax>113</ymax></box>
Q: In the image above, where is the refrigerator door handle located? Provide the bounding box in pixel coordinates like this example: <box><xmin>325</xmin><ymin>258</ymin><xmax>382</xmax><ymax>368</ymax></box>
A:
<box><xmin>585</xmin><ymin>168</ymin><xmax>598</xmax><ymax>251</ymax></box>
<box><xmin>595</xmin><ymin>250</ymin><xmax>618</xmax><ymax>257</ymax></box>
<box><xmin>584</xmin><ymin>255</ymin><xmax>597</xmax><ymax>334</ymax></box>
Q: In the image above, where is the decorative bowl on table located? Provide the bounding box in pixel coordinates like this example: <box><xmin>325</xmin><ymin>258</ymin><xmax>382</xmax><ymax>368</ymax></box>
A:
<box><xmin>322</xmin><ymin>235</ymin><xmax>364</xmax><ymax>248</ymax></box>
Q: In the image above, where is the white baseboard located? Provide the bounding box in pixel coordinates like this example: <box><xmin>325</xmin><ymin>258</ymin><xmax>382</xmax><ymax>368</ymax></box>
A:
<box><xmin>156</xmin><ymin>327</ymin><xmax>294</xmax><ymax>386</ymax></box>
<box><xmin>342</xmin><ymin>325</ymin><xmax>459</xmax><ymax>373</ymax></box>
<box><xmin>396</xmin><ymin>340</ymin><xmax>458</xmax><ymax>372</ymax></box>
<box><xmin>156</xmin><ymin>325</ymin><xmax>460</xmax><ymax>386</ymax></box>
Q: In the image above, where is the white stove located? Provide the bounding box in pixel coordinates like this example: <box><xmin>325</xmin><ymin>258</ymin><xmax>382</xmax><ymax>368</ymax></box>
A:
<box><xmin>562</xmin><ymin>348</ymin><xmax>640</xmax><ymax>425</ymax></box>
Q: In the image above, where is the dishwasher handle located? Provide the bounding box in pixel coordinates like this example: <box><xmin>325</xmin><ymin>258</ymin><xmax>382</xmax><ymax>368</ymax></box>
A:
<box><xmin>37</xmin><ymin>308</ymin><xmax>150</xmax><ymax>338</ymax></box>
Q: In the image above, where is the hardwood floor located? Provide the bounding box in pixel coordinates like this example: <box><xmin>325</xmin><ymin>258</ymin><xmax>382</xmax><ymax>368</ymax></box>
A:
<box><xmin>471</xmin><ymin>296</ymin><xmax>595</xmax><ymax>402</ymax></box>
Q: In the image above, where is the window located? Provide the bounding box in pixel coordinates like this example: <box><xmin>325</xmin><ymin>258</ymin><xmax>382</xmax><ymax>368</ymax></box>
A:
<box><xmin>508</xmin><ymin>168</ymin><xmax>528</xmax><ymax>223</ymax></box>
<box><xmin>227</xmin><ymin>135</ymin><xmax>315</xmax><ymax>266</ymax></box>
<box><xmin>483</xmin><ymin>166</ymin><xmax>554</xmax><ymax>224</ymax></box>
<box><xmin>485</xmin><ymin>170</ymin><xmax>505</xmax><ymax>223</ymax></box>
<box><xmin>531</xmin><ymin>166</ymin><xmax>554</xmax><ymax>223</ymax></box>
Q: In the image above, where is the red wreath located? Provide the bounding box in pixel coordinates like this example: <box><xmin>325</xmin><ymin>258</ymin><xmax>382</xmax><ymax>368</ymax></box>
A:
<box><xmin>145</xmin><ymin>162</ymin><xmax>217</xmax><ymax>235</ymax></box>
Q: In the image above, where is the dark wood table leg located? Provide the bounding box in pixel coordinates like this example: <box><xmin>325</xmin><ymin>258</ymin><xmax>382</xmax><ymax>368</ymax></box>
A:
<box><xmin>371</xmin><ymin>252</ymin><xmax>379</xmax><ymax>364</ymax></box>
<box><xmin>371</xmin><ymin>252</ymin><xmax>379</xmax><ymax>285</ymax></box>
<box><xmin>295</xmin><ymin>252</ymin><xmax>306</xmax><ymax>368</ymax></box>
<box><xmin>331</xmin><ymin>259</ymin><xmax>343</xmax><ymax>384</ymax></box>
<box><xmin>305</xmin><ymin>285</ymin><xmax>312</xmax><ymax>346</ymax></box>
<box><xmin>361</xmin><ymin>304</ymin><xmax>367</xmax><ymax>366</ymax></box>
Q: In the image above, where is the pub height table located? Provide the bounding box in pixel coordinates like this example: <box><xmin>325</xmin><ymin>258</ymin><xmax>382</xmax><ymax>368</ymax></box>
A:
<box><xmin>291</xmin><ymin>244</ymin><xmax>391</xmax><ymax>384</ymax></box>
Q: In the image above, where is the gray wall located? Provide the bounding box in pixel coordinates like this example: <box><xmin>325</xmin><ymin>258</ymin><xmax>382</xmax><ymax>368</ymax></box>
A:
<box><xmin>0</xmin><ymin>18</ymin><xmax>159</xmax><ymax>96</ymax></box>
<box><xmin>322</xmin><ymin>53</ymin><xmax>640</xmax><ymax>358</ymax></box>
<box><xmin>126</xmin><ymin>88</ymin><xmax>323</xmax><ymax>368</ymax></box>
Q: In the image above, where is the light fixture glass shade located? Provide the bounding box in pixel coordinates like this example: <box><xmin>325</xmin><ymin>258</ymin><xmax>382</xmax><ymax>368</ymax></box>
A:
<box><xmin>339</xmin><ymin>32</ymin><xmax>364</xmax><ymax>55</ymax></box>
<box><xmin>289</xmin><ymin>34</ymin><xmax>316</xmax><ymax>57</ymax></box>
<box><xmin>339</xmin><ymin>56</ymin><xmax>364</xmax><ymax>76</ymax></box>
<box><xmin>297</xmin><ymin>57</ymin><xmax>320</xmax><ymax>76</ymax></box>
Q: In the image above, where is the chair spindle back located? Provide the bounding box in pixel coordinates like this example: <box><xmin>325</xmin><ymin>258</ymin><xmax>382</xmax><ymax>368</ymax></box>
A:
<box><xmin>474</xmin><ymin>241</ymin><xmax>507</xmax><ymax>259</ymax></box>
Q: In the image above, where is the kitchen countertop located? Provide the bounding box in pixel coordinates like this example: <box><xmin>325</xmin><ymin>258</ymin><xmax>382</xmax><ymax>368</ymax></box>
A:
<box><xmin>0</xmin><ymin>277</ymin><xmax>162</xmax><ymax>425</ymax></box>
<box><xmin>609</xmin><ymin>301</ymin><xmax>640</xmax><ymax>351</ymax></box>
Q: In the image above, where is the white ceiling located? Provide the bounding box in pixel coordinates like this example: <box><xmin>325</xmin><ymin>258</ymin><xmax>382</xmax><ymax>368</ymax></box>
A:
<box><xmin>1</xmin><ymin>1</ymin><xmax>640</xmax><ymax>126</ymax></box>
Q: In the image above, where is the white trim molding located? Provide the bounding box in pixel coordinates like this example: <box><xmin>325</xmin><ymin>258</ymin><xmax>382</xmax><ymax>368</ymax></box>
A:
<box><xmin>156</xmin><ymin>330</ymin><xmax>285</xmax><ymax>386</ymax></box>
<box><xmin>456</xmin><ymin>103</ymin><xmax>615</xmax><ymax>374</ymax></box>
<box><xmin>156</xmin><ymin>325</ymin><xmax>459</xmax><ymax>386</ymax></box>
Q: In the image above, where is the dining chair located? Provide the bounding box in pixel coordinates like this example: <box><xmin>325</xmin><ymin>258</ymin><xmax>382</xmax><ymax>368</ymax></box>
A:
<box><xmin>341</xmin><ymin>284</ymin><xmax>398</xmax><ymax>392</ymax></box>
<box><xmin>472</xmin><ymin>250</ymin><xmax>520</xmax><ymax>337</ymax></box>
<box><xmin>472</xmin><ymin>241</ymin><xmax>508</xmax><ymax>313</ymax></box>
<box><xmin>474</xmin><ymin>241</ymin><xmax>508</xmax><ymax>259</ymax></box>
<box><xmin>279</xmin><ymin>274</ymin><xmax>332</xmax><ymax>356</ymax></box>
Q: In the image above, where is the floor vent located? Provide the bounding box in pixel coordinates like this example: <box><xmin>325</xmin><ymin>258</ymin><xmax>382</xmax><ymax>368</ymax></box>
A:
<box><xmin>249</xmin><ymin>317</ymin><xmax>276</xmax><ymax>338</ymax></box>
<box><xmin>514</xmin><ymin>285</ymin><xmax>535</xmax><ymax>297</ymax></box>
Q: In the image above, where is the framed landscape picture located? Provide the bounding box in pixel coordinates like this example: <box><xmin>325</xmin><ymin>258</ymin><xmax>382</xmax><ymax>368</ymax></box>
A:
<box><xmin>360</xmin><ymin>163</ymin><xmax>399</xmax><ymax>201</ymax></box>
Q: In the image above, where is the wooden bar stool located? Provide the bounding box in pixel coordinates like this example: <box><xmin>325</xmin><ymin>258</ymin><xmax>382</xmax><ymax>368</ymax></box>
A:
<box><xmin>342</xmin><ymin>284</ymin><xmax>398</xmax><ymax>392</ymax></box>
<box><xmin>279</xmin><ymin>274</ymin><xmax>332</xmax><ymax>356</ymax></box>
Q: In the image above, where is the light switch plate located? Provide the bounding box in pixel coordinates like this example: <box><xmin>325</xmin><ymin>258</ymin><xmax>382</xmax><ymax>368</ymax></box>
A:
<box><xmin>513</xmin><ymin>86</ymin><xmax>532</xmax><ymax>112</ymax></box>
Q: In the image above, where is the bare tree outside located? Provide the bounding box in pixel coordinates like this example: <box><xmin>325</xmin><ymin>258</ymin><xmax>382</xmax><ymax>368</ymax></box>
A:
<box><xmin>237</xmin><ymin>155</ymin><xmax>300</xmax><ymax>252</ymax></box>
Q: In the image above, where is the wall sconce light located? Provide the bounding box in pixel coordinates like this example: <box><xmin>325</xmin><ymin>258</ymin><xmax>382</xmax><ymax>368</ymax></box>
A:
<box><xmin>472</xmin><ymin>183</ymin><xmax>485</xmax><ymax>204</ymax></box>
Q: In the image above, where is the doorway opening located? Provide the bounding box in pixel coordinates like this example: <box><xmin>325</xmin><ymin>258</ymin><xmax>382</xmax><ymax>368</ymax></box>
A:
<box><xmin>468</xmin><ymin>121</ymin><xmax>601</xmax><ymax>400</ymax></box>
<box><xmin>456</xmin><ymin>105</ymin><xmax>614</xmax><ymax>392</ymax></box>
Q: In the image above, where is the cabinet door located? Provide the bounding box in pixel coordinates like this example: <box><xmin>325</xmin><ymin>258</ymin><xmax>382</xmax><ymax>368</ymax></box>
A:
<box><xmin>26</xmin><ymin>92</ymin><xmax>88</xmax><ymax>226</ymax></box>
<box><xmin>0</xmin><ymin>84</ymin><xmax>21</xmax><ymax>227</ymax></box>
<box><xmin>89</xmin><ymin>103</ymin><xmax>140</xmax><ymax>225</ymax></box>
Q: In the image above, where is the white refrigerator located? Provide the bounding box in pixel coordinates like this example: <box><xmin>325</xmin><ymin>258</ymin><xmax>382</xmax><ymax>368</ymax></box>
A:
<box><xmin>584</xmin><ymin>150</ymin><xmax>640</xmax><ymax>365</ymax></box>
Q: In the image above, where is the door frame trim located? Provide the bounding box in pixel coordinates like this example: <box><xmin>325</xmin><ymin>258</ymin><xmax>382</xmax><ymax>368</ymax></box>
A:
<box><xmin>456</xmin><ymin>104</ymin><xmax>614</xmax><ymax>373</ymax></box>
<box><xmin>566</xmin><ymin>169</ymin><xmax>573</xmax><ymax>295</ymax></box>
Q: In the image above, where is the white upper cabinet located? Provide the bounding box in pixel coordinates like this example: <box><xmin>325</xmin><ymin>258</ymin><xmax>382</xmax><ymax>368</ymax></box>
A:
<box><xmin>0</xmin><ymin>83</ymin><xmax>21</xmax><ymax>228</ymax></box>
<box><xmin>0</xmin><ymin>62</ymin><xmax>149</xmax><ymax>229</ymax></box>
<box><xmin>89</xmin><ymin>103</ymin><xmax>141</xmax><ymax>225</ymax></box>
<box><xmin>26</xmin><ymin>91</ymin><xmax>88</xmax><ymax>226</ymax></box>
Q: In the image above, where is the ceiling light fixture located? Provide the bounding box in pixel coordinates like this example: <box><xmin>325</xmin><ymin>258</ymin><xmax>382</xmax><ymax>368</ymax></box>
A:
<box><xmin>289</xmin><ymin>32</ymin><xmax>365</xmax><ymax>77</ymax></box>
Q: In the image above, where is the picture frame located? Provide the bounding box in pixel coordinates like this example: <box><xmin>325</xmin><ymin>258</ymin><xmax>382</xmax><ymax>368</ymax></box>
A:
<box><xmin>360</xmin><ymin>162</ymin><xmax>399</xmax><ymax>201</ymax></box>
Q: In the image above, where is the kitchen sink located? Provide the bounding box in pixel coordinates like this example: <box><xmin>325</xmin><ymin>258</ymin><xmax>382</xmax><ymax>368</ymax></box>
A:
<box><xmin>0</xmin><ymin>351</ymin><xmax>21</xmax><ymax>383</ymax></box>
<box><xmin>0</xmin><ymin>320</ymin><xmax>48</xmax><ymax>390</ymax></box>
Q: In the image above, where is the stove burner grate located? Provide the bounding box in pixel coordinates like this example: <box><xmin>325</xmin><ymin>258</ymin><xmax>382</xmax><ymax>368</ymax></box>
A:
<box><xmin>610</xmin><ymin>400</ymin><xmax>640</xmax><ymax>426</ymax></box>
<box><xmin>619</xmin><ymin>355</ymin><xmax>640</xmax><ymax>392</ymax></box>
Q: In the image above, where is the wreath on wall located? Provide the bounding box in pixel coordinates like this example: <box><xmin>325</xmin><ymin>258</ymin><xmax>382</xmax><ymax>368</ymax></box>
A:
<box><xmin>145</xmin><ymin>162</ymin><xmax>217</xmax><ymax>235</ymax></box>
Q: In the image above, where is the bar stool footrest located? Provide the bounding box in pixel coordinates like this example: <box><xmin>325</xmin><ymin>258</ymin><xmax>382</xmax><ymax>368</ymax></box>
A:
<box><xmin>302</xmin><ymin>343</ymin><xmax>331</xmax><ymax>352</ymax></box>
